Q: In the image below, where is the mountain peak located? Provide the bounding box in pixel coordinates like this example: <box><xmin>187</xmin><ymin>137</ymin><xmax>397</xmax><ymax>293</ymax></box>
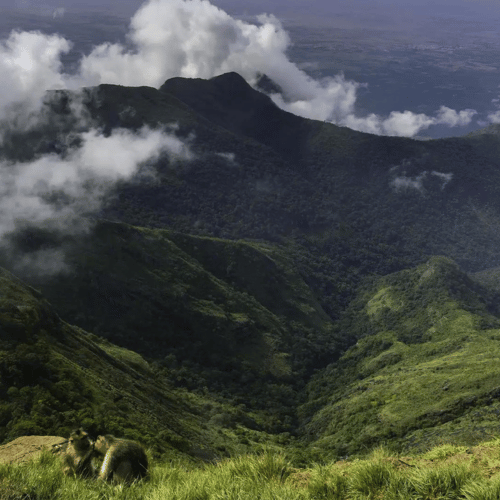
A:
<box><xmin>159</xmin><ymin>72</ymin><xmax>309</xmax><ymax>161</ymax></box>
<box><xmin>159</xmin><ymin>71</ymin><xmax>258</xmax><ymax>106</ymax></box>
<box><xmin>209</xmin><ymin>71</ymin><xmax>250</xmax><ymax>87</ymax></box>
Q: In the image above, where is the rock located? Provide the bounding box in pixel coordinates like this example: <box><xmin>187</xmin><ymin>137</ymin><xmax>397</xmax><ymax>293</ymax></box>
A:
<box><xmin>0</xmin><ymin>435</ymin><xmax>66</xmax><ymax>464</ymax></box>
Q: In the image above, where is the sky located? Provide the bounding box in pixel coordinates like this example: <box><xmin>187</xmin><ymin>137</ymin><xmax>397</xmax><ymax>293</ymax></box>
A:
<box><xmin>3</xmin><ymin>0</ymin><xmax>500</xmax><ymax>18</ymax></box>
<box><xmin>0</xmin><ymin>0</ymin><xmax>499</xmax><ymax>274</ymax></box>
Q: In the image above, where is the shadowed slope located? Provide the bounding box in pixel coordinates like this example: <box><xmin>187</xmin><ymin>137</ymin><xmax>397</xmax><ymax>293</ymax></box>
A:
<box><xmin>0</xmin><ymin>265</ymin><xmax>264</xmax><ymax>459</ymax></box>
<box><xmin>3</xmin><ymin>220</ymin><xmax>344</xmax><ymax>422</ymax></box>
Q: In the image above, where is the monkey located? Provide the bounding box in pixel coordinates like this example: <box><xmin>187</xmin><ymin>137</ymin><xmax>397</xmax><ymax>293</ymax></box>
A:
<box><xmin>93</xmin><ymin>434</ymin><xmax>149</xmax><ymax>484</ymax></box>
<box><xmin>60</xmin><ymin>428</ymin><xmax>97</xmax><ymax>479</ymax></box>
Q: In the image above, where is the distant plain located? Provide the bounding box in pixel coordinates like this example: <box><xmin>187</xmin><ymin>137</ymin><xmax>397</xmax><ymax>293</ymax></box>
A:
<box><xmin>284</xmin><ymin>16</ymin><xmax>500</xmax><ymax>138</ymax></box>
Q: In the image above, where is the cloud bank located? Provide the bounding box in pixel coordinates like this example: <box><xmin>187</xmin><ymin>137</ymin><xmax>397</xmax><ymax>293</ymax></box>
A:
<box><xmin>0</xmin><ymin>125</ymin><xmax>193</xmax><ymax>275</ymax></box>
<box><xmin>0</xmin><ymin>30</ymin><xmax>71</xmax><ymax>135</ymax></box>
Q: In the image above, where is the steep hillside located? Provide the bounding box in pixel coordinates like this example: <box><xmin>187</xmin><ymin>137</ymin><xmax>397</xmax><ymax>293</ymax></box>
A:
<box><xmin>300</xmin><ymin>256</ymin><xmax>500</xmax><ymax>457</ymax></box>
<box><xmin>4</xmin><ymin>73</ymin><xmax>500</xmax><ymax>459</ymax></box>
<box><xmin>0</xmin><ymin>265</ymin><xmax>275</xmax><ymax>459</ymax></box>
<box><xmin>0</xmin><ymin>220</ymin><xmax>345</xmax><ymax>430</ymax></box>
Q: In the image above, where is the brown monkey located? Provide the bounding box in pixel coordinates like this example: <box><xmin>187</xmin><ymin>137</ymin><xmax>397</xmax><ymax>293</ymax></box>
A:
<box><xmin>93</xmin><ymin>435</ymin><xmax>148</xmax><ymax>484</ymax></box>
<box><xmin>61</xmin><ymin>428</ymin><xmax>96</xmax><ymax>478</ymax></box>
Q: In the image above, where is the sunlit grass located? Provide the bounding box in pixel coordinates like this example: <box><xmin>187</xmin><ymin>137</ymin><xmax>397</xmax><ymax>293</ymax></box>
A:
<box><xmin>5</xmin><ymin>438</ymin><xmax>500</xmax><ymax>499</ymax></box>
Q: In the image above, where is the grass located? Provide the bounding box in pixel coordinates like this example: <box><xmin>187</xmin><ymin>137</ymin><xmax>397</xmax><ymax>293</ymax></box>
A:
<box><xmin>6</xmin><ymin>439</ymin><xmax>500</xmax><ymax>499</ymax></box>
<box><xmin>93</xmin><ymin>338</ymin><xmax>152</xmax><ymax>373</ymax></box>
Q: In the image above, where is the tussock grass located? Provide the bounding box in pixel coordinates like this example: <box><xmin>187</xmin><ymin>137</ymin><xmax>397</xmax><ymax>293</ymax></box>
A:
<box><xmin>5</xmin><ymin>438</ymin><xmax>500</xmax><ymax>499</ymax></box>
<box><xmin>409</xmin><ymin>463</ymin><xmax>480</xmax><ymax>499</ymax></box>
<box><xmin>462</xmin><ymin>476</ymin><xmax>500</xmax><ymax>500</ymax></box>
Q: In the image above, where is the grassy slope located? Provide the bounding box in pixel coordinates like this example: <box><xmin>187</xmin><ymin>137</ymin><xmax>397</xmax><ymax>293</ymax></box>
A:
<box><xmin>301</xmin><ymin>256</ymin><xmax>500</xmax><ymax>458</ymax></box>
<box><xmin>8</xmin><ymin>225</ymin><xmax>500</xmax><ymax>463</ymax></box>
<box><xmin>0</xmin><ymin>265</ymin><xmax>283</xmax><ymax>459</ymax></box>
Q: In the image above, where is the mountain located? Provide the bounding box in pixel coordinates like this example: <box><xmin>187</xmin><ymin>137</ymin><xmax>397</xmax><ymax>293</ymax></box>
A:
<box><xmin>3</xmin><ymin>72</ymin><xmax>500</xmax><ymax>458</ymax></box>
<box><xmin>159</xmin><ymin>72</ymin><xmax>312</xmax><ymax>161</ymax></box>
<box><xmin>9</xmin><ymin>72</ymin><xmax>500</xmax><ymax>321</ymax></box>
<box><xmin>96</xmin><ymin>74</ymin><xmax>500</xmax><ymax>313</ymax></box>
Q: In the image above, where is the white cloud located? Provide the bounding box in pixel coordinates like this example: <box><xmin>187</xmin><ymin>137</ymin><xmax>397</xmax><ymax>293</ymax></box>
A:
<box><xmin>436</xmin><ymin>106</ymin><xmax>477</xmax><ymax>127</ymax></box>
<box><xmin>216</xmin><ymin>152</ymin><xmax>236</xmax><ymax>164</ymax></box>
<box><xmin>76</xmin><ymin>126</ymin><xmax>193</xmax><ymax>179</ymax></box>
<box><xmin>0</xmin><ymin>126</ymin><xmax>193</xmax><ymax>238</ymax></box>
<box><xmin>487</xmin><ymin>110</ymin><xmax>500</xmax><ymax>124</ymax></box>
<box><xmin>391</xmin><ymin>170</ymin><xmax>453</xmax><ymax>193</ymax></box>
<box><xmin>344</xmin><ymin>110</ymin><xmax>435</xmax><ymax>137</ymax></box>
<box><xmin>0</xmin><ymin>30</ymin><xmax>71</xmax><ymax>135</ymax></box>
<box><xmin>391</xmin><ymin>172</ymin><xmax>427</xmax><ymax>192</ymax></box>
<box><xmin>342</xmin><ymin>106</ymin><xmax>476</xmax><ymax>137</ymax></box>
<box><xmin>431</xmin><ymin>171</ymin><xmax>453</xmax><ymax>190</ymax></box>
<box><xmin>269</xmin><ymin>73</ymin><xmax>360</xmax><ymax>123</ymax></box>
